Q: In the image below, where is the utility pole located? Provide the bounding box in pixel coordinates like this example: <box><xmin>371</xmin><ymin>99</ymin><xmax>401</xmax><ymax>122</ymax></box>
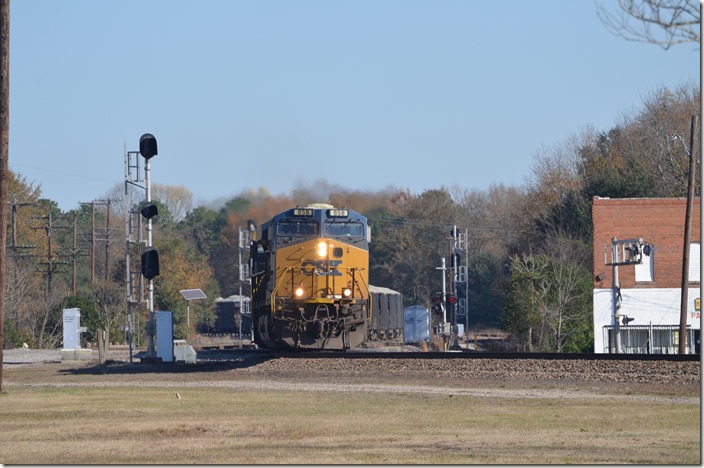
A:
<box><xmin>72</xmin><ymin>214</ymin><xmax>77</xmax><ymax>294</ymax></box>
<box><xmin>104</xmin><ymin>199</ymin><xmax>111</xmax><ymax>281</ymax></box>
<box><xmin>0</xmin><ymin>0</ymin><xmax>10</xmax><ymax>392</ymax></box>
<box><xmin>32</xmin><ymin>213</ymin><xmax>69</xmax><ymax>295</ymax></box>
<box><xmin>679</xmin><ymin>115</ymin><xmax>697</xmax><ymax>354</ymax></box>
<box><xmin>79</xmin><ymin>199</ymin><xmax>114</xmax><ymax>285</ymax></box>
<box><xmin>91</xmin><ymin>201</ymin><xmax>94</xmax><ymax>283</ymax></box>
<box><xmin>68</xmin><ymin>213</ymin><xmax>90</xmax><ymax>295</ymax></box>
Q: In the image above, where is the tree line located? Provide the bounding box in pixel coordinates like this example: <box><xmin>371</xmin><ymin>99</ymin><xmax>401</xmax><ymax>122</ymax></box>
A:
<box><xmin>3</xmin><ymin>82</ymin><xmax>698</xmax><ymax>352</ymax></box>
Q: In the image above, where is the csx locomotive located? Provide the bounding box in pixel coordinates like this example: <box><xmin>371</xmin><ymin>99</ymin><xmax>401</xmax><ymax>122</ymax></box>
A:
<box><xmin>249</xmin><ymin>204</ymin><xmax>371</xmax><ymax>350</ymax></box>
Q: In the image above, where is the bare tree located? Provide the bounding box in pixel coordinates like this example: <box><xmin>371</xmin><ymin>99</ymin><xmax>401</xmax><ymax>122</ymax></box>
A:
<box><xmin>26</xmin><ymin>288</ymin><xmax>64</xmax><ymax>348</ymax></box>
<box><xmin>3</xmin><ymin>256</ymin><xmax>40</xmax><ymax>343</ymax></box>
<box><xmin>596</xmin><ymin>0</ymin><xmax>700</xmax><ymax>50</ymax></box>
<box><xmin>152</xmin><ymin>184</ymin><xmax>194</xmax><ymax>223</ymax></box>
<box><xmin>543</xmin><ymin>259</ymin><xmax>590</xmax><ymax>353</ymax></box>
<box><xmin>91</xmin><ymin>280</ymin><xmax>126</xmax><ymax>337</ymax></box>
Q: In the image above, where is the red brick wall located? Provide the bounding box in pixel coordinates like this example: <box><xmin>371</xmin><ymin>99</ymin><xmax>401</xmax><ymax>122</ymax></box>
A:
<box><xmin>592</xmin><ymin>197</ymin><xmax>701</xmax><ymax>289</ymax></box>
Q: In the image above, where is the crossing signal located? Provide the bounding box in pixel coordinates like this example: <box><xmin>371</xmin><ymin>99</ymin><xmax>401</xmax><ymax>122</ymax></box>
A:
<box><xmin>445</xmin><ymin>293</ymin><xmax>457</xmax><ymax>308</ymax></box>
<box><xmin>431</xmin><ymin>293</ymin><xmax>443</xmax><ymax>311</ymax></box>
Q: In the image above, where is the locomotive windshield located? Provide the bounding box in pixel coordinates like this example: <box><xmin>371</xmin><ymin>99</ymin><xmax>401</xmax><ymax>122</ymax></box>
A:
<box><xmin>276</xmin><ymin>221</ymin><xmax>318</xmax><ymax>237</ymax></box>
<box><xmin>324</xmin><ymin>222</ymin><xmax>365</xmax><ymax>239</ymax></box>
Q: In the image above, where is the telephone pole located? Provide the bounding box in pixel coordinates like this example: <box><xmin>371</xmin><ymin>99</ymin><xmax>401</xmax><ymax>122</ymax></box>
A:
<box><xmin>79</xmin><ymin>199</ymin><xmax>115</xmax><ymax>284</ymax></box>
<box><xmin>0</xmin><ymin>0</ymin><xmax>10</xmax><ymax>391</ymax></box>
<box><xmin>32</xmin><ymin>213</ymin><xmax>69</xmax><ymax>295</ymax></box>
<box><xmin>679</xmin><ymin>115</ymin><xmax>697</xmax><ymax>354</ymax></box>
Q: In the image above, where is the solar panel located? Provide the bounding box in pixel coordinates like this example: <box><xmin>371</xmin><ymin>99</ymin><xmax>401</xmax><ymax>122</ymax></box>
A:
<box><xmin>180</xmin><ymin>289</ymin><xmax>207</xmax><ymax>301</ymax></box>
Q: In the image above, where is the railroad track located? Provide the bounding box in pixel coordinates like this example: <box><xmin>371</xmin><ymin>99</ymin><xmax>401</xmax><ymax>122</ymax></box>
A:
<box><xmin>195</xmin><ymin>347</ymin><xmax>700</xmax><ymax>361</ymax></box>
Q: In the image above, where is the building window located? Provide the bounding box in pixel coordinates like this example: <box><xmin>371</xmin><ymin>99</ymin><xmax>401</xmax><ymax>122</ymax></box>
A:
<box><xmin>689</xmin><ymin>242</ymin><xmax>701</xmax><ymax>283</ymax></box>
<box><xmin>635</xmin><ymin>247</ymin><xmax>653</xmax><ymax>282</ymax></box>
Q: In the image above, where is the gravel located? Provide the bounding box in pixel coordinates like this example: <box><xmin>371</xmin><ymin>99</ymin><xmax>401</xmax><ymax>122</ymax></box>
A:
<box><xmin>3</xmin><ymin>348</ymin><xmax>64</xmax><ymax>365</ymax></box>
<box><xmin>4</xmin><ymin>347</ymin><xmax>699</xmax><ymax>386</ymax></box>
<box><xmin>239</xmin><ymin>356</ymin><xmax>701</xmax><ymax>385</ymax></box>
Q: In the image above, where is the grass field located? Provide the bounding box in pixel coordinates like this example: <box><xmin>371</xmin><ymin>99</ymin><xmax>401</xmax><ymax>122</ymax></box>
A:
<box><xmin>0</xmin><ymin>376</ymin><xmax>700</xmax><ymax>464</ymax></box>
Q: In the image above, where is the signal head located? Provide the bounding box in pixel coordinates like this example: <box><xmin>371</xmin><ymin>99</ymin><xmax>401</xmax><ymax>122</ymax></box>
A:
<box><xmin>139</xmin><ymin>133</ymin><xmax>158</xmax><ymax>159</ymax></box>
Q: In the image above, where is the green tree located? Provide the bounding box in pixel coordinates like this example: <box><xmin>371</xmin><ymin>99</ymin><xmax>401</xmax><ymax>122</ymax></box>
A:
<box><xmin>501</xmin><ymin>253</ymin><xmax>592</xmax><ymax>352</ymax></box>
<box><xmin>465</xmin><ymin>252</ymin><xmax>504</xmax><ymax>328</ymax></box>
<box><xmin>180</xmin><ymin>206</ymin><xmax>223</xmax><ymax>256</ymax></box>
<box><xmin>501</xmin><ymin>255</ymin><xmax>546</xmax><ymax>352</ymax></box>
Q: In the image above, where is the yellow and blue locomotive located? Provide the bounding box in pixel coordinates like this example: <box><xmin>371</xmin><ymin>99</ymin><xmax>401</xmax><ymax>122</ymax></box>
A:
<box><xmin>249</xmin><ymin>204</ymin><xmax>371</xmax><ymax>350</ymax></box>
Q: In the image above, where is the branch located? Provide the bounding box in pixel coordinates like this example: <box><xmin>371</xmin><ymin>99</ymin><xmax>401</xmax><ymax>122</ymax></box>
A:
<box><xmin>596</xmin><ymin>0</ymin><xmax>700</xmax><ymax>50</ymax></box>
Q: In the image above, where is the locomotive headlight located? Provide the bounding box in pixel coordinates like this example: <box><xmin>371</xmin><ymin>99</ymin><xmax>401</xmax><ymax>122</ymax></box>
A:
<box><xmin>317</xmin><ymin>241</ymin><xmax>328</xmax><ymax>257</ymax></box>
<box><xmin>294</xmin><ymin>287</ymin><xmax>305</xmax><ymax>298</ymax></box>
<box><xmin>342</xmin><ymin>287</ymin><xmax>352</xmax><ymax>298</ymax></box>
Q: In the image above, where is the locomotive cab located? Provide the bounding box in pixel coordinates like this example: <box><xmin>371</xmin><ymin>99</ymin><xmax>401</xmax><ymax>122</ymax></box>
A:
<box><xmin>250</xmin><ymin>204</ymin><xmax>371</xmax><ymax>350</ymax></box>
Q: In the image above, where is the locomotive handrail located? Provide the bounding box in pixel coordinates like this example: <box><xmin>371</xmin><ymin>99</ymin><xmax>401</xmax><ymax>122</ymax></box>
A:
<box><xmin>270</xmin><ymin>266</ymin><xmax>295</xmax><ymax>316</ymax></box>
<box><xmin>349</xmin><ymin>267</ymin><xmax>372</xmax><ymax>321</ymax></box>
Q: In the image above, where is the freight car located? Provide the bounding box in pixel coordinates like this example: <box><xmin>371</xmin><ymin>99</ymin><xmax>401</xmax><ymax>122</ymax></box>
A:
<box><xmin>368</xmin><ymin>285</ymin><xmax>404</xmax><ymax>341</ymax></box>
<box><xmin>249</xmin><ymin>204</ymin><xmax>371</xmax><ymax>350</ymax></box>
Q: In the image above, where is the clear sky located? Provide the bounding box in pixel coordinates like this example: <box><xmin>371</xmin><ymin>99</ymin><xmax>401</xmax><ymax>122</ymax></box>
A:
<box><xmin>9</xmin><ymin>0</ymin><xmax>700</xmax><ymax>211</ymax></box>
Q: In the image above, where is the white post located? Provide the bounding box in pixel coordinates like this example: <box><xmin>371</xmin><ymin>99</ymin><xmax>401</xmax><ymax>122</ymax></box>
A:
<box><xmin>186</xmin><ymin>300</ymin><xmax>191</xmax><ymax>344</ymax></box>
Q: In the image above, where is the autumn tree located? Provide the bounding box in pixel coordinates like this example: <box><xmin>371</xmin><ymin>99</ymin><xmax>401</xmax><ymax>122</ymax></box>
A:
<box><xmin>370</xmin><ymin>189</ymin><xmax>458</xmax><ymax>307</ymax></box>
<box><xmin>152</xmin><ymin>236</ymin><xmax>218</xmax><ymax>340</ymax></box>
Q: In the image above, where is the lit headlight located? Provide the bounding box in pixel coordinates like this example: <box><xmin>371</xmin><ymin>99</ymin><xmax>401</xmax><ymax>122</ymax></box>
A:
<box><xmin>294</xmin><ymin>287</ymin><xmax>304</xmax><ymax>298</ymax></box>
<box><xmin>317</xmin><ymin>241</ymin><xmax>328</xmax><ymax>257</ymax></box>
<box><xmin>342</xmin><ymin>288</ymin><xmax>352</xmax><ymax>298</ymax></box>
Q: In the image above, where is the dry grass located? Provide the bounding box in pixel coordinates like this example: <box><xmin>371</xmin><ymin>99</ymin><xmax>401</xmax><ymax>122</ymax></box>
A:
<box><xmin>0</xmin><ymin>383</ymin><xmax>699</xmax><ymax>464</ymax></box>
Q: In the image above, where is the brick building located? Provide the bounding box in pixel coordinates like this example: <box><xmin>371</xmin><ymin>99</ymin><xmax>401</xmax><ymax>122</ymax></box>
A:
<box><xmin>592</xmin><ymin>197</ymin><xmax>701</xmax><ymax>354</ymax></box>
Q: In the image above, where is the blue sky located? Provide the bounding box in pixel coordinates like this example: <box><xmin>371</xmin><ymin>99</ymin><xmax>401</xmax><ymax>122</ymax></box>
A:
<box><xmin>9</xmin><ymin>0</ymin><xmax>700</xmax><ymax>211</ymax></box>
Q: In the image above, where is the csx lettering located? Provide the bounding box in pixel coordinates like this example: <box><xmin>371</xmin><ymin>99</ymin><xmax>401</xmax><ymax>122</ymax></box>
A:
<box><xmin>301</xmin><ymin>260</ymin><xmax>342</xmax><ymax>276</ymax></box>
